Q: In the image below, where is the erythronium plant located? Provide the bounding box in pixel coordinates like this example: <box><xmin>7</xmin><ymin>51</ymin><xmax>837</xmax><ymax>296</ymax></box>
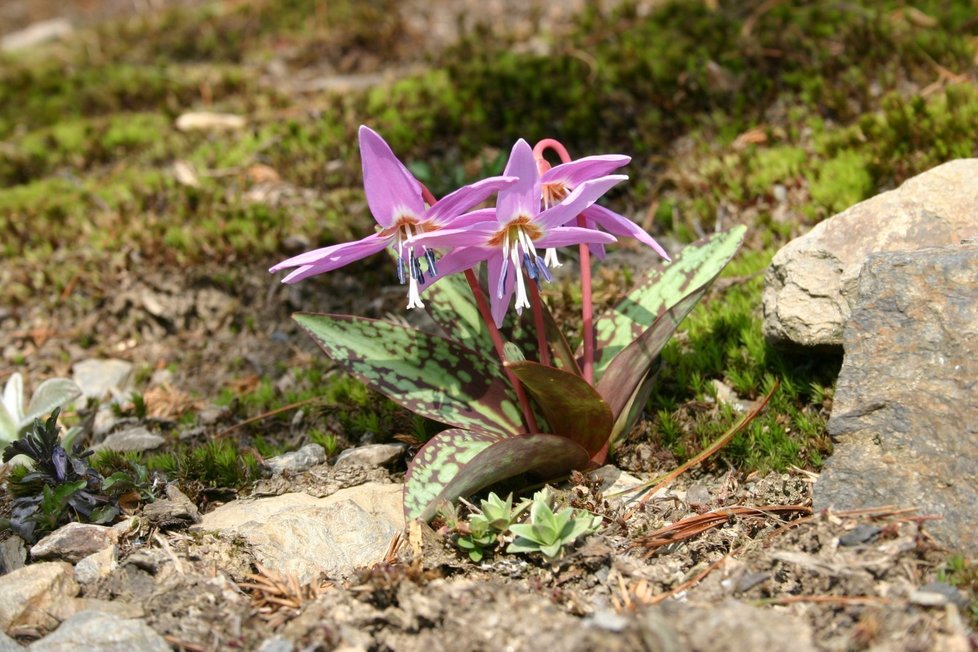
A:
<box><xmin>272</xmin><ymin>127</ymin><xmax>746</xmax><ymax>522</ymax></box>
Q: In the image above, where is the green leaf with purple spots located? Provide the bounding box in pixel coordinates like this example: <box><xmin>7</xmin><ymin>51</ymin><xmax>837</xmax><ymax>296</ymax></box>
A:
<box><xmin>294</xmin><ymin>313</ymin><xmax>524</xmax><ymax>437</ymax></box>
<box><xmin>590</xmin><ymin>226</ymin><xmax>746</xmax><ymax>380</ymax></box>
<box><xmin>403</xmin><ymin>428</ymin><xmax>591</xmax><ymax>521</ymax></box>
<box><xmin>505</xmin><ymin>360</ymin><xmax>612</xmax><ymax>456</ymax></box>
<box><xmin>424</xmin><ymin>273</ymin><xmax>494</xmax><ymax>353</ymax></box>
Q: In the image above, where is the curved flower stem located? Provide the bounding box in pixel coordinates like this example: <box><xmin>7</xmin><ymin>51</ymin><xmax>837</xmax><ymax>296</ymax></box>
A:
<box><xmin>576</xmin><ymin>213</ymin><xmax>595</xmax><ymax>385</ymax></box>
<box><xmin>527</xmin><ymin>282</ymin><xmax>551</xmax><ymax>368</ymax></box>
<box><xmin>419</xmin><ymin>183</ymin><xmax>539</xmax><ymax>434</ymax></box>
<box><xmin>533</xmin><ymin>139</ymin><xmax>595</xmax><ymax>385</ymax></box>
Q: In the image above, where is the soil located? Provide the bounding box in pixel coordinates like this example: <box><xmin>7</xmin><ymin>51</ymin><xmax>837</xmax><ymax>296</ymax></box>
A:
<box><xmin>1</xmin><ymin>2</ymin><xmax>976</xmax><ymax>651</ymax></box>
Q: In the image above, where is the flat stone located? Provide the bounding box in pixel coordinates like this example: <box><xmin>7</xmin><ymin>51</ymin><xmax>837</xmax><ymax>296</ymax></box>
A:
<box><xmin>141</xmin><ymin>484</ymin><xmax>200</xmax><ymax>529</ymax></box>
<box><xmin>71</xmin><ymin>359</ymin><xmax>133</xmax><ymax>401</ymax></box>
<box><xmin>814</xmin><ymin>245</ymin><xmax>978</xmax><ymax>551</ymax></box>
<box><xmin>196</xmin><ymin>483</ymin><xmax>403</xmax><ymax>582</ymax></box>
<box><xmin>94</xmin><ymin>426</ymin><xmax>165</xmax><ymax>453</ymax></box>
<box><xmin>175</xmin><ymin>112</ymin><xmax>246</xmax><ymax>132</ymax></box>
<box><xmin>0</xmin><ymin>562</ymin><xmax>78</xmax><ymax>634</ymax></box>
<box><xmin>0</xmin><ymin>538</ymin><xmax>26</xmax><ymax>575</ymax></box>
<box><xmin>589</xmin><ymin>465</ymin><xmax>643</xmax><ymax>498</ymax></box>
<box><xmin>763</xmin><ymin>159</ymin><xmax>978</xmax><ymax>348</ymax></box>
<box><xmin>264</xmin><ymin>444</ymin><xmax>327</xmax><ymax>475</ymax></box>
<box><xmin>0</xmin><ymin>19</ymin><xmax>73</xmax><ymax>51</ymax></box>
<box><xmin>73</xmin><ymin>546</ymin><xmax>118</xmax><ymax>586</ymax></box>
<box><xmin>335</xmin><ymin>443</ymin><xmax>406</xmax><ymax>469</ymax></box>
<box><xmin>30</xmin><ymin>523</ymin><xmax>119</xmax><ymax>563</ymax></box>
<box><xmin>28</xmin><ymin>610</ymin><xmax>169</xmax><ymax>652</ymax></box>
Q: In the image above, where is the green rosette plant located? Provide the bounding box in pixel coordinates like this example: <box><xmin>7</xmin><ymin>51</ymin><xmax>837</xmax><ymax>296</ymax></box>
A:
<box><xmin>272</xmin><ymin>127</ymin><xmax>746</xmax><ymax>521</ymax></box>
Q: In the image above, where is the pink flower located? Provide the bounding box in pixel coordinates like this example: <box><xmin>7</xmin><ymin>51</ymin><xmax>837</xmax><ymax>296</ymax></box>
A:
<box><xmin>410</xmin><ymin>139</ymin><xmax>623</xmax><ymax>326</ymax></box>
<box><xmin>537</xmin><ymin>153</ymin><xmax>670</xmax><ymax>265</ymax></box>
<box><xmin>269</xmin><ymin>126</ymin><xmax>516</xmax><ymax>309</ymax></box>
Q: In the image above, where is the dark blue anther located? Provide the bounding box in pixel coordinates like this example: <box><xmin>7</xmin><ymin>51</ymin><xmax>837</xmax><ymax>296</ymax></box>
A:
<box><xmin>412</xmin><ymin>255</ymin><xmax>425</xmax><ymax>285</ymax></box>
<box><xmin>522</xmin><ymin>253</ymin><xmax>538</xmax><ymax>281</ymax></box>
<box><xmin>535</xmin><ymin>256</ymin><xmax>553</xmax><ymax>282</ymax></box>
<box><xmin>424</xmin><ymin>248</ymin><xmax>438</xmax><ymax>276</ymax></box>
<box><xmin>396</xmin><ymin>256</ymin><xmax>406</xmax><ymax>284</ymax></box>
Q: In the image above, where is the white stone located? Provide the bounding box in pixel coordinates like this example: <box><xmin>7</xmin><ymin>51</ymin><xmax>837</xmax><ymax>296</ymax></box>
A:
<box><xmin>28</xmin><ymin>610</ymin><xmax>168</xmax><ymax>652</ymax></box>
<box><xmin>93</xmin><ymin>426</ymin><xmax>165</xmax><ymax>453</ymax></box>
<box><xmin>30</xmin><ymin>523</ymin><xmax>119</xmax><ymax>563</ymax></box>
<box><xmin>0</xmin><ymin>562</ymin><xmax>78</xmax><ymax>634</ymax></box>
<box><xmin>196</xmin><ymin>483</ymin><xmax>403</xmax><ymax>582</ymax></box>
<box><xmin>1</xmin><ymin>19</ymin><xmax>73</xmax><ymax>51</ymax></box>
<box><xmin>71</xmin><ymin>359</ymin><xmax>133</xmax><ymax>401</ymax></box>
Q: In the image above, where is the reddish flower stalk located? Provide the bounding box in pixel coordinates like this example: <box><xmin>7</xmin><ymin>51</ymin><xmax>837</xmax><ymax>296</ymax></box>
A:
<box><xmin>527</xmin><ymin>282</ymin><xmax>552</xmax><ymax>368</ymax></box>
<box><xmin>420</xmin><ymin>184</ymin><xmax>539</xmax><ymax>434</ymax></box>
<box><xmin>533</xmin><ymin>139</ymin><xmax>595</xmax><ymax>386</ymax></box>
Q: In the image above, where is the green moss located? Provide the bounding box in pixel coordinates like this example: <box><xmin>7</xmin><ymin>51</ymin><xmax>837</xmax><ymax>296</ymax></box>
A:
<box><xmin>638</xmin><ymin>248</ymin><xmax>838</xmax><ymax>472</ymax></box>
<box><xmin>747</xmin><ymin>146</ymin><xmax>807</xmax><ymax>196</ymax></box>
<box><xmin>145</xmin><ymin>439</ymin><xmax>261</xmax><ymax>491</ymax></box>
<box><xmin>807</xmin><ymin>150</ymin><xmax>873</xmax><ymax>213</ymax></box>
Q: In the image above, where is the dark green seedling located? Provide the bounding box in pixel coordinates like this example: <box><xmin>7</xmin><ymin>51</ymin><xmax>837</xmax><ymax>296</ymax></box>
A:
<box><xmin>506</xmin><ymin>489</ymin><xmax>602</xmax><ymax>561</ymax></box>
<box><xmin>2</xmin><ymin>408</ymin><xmax>118</xmax><ymax>542</ymax></box>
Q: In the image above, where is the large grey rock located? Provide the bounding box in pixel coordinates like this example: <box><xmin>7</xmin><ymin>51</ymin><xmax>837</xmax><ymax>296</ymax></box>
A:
<box><xmin>763</xmin><ymin>159</ymin><xmax>978</xmax><ymax>348</ymax></box>
<box><xmin>28</xmin><ymin>610</ymin><xmax>169</xmax><ymax>652</ymax></box>
<box><xmin>0</xmin><ymin>562</ymin><xmax>78</xmax><ymax>634</ymax></box>
<box><xmin>196</xmin><ymin>483</ymin><xmax>403</xmax><ymax>582</ymax></box>
<box><xmin>814</xmin><ymin>245</ymin><xmax>978</xmax><ymax>551</ymax></box>
<box><xmin>71</xmin><ymin>359</ymin><xmax>133</xmax><ymax>400</ymax></box>
<box><xmin>30</xmin><ymin>523</ymin><xmax>119</xmax><ymax>563</ymax></box>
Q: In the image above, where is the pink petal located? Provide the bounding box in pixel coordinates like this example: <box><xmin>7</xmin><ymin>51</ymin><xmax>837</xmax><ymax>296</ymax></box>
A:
<box><xmin>426</xmin><ymin>176</ymin><xmax>517</xmax><ymax>225</ymax></box>
<box><xmin>534</xmin><ymin>174</ymin><xmax>627</xmax><ymax>230</ymax></box>
<box><xmin>496</xmin><ymin>139</ymin><xmax>541</xmax><ymax>224</ymax></box>
<box><xmin>429</xmin><ymin>246</ymin><xmax>492</xmax><ymax>279</ymax></box>
<box><xmin>535</xmin><ymin>226</ymin><xmax>617</xmax><ymax>248</ymax></box>
<box><xmin>542</xmin><ymin>155</ymin><xmax>630</xmax><ymax>188</ymax></box>
<box><xmin>269</xmin><ymin>233</ymin><xmax>389</xmax><ymax>272</ymax></box>
<box><xmin>359</xmin><ymin>126</ymin><xmax>425</xmax><ymax>227</ymax></box>
<box><xmin>584</xmin><ymin>204</ymin><xmax>671</xmax><ymax>261</ymax></box>
<box><xmin>410</xmin><ymin>225</ymin><xmax>496</xmax><ymax>249</ymax></box>
<box><xmin>448</xmin><ymin>208</ymin><xmax>498</xmax><ymax>228</ymax></box>
<box><xmin>273</xmin><ymin>236</ymin><xmax>391</xmax><ymax>283</ymax></box>
<box><xmin>487</xmin><ymin>252</ymin><xmax>515</xmax><ymax>328</ymax></box>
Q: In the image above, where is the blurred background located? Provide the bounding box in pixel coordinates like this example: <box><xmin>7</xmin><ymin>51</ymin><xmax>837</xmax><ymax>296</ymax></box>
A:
<box><xmin>1</xmin><ymin>0</ymin><xmax>977</xmax><ymax>473</ymax></box>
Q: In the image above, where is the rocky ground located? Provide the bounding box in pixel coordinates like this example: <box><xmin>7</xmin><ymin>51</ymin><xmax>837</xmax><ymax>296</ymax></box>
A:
<box><xmin>2</xmin><ymin>1</ymin><xmax>978</xmax><ymax>650</ymax></box>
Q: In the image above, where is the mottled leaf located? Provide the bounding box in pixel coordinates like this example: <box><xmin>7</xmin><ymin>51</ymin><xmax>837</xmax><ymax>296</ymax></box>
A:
<box><xmin>597</xmin><ymin>290</ymin><xmax>709</xmax><ymax>421</ymax></box>
<box><xmin>404</xmin><ymin>428</ymin><xmax>591</xmax><ymax>521</ymax></box>
<box><xmin>607</xmin><ymin>369</ymin><xmax>659</xmax><ymax>448</ymax></box>
<box><xmin>295</xmin><ymin>313</ymin><xmax>524</xmax><ymax>437</ymax></box>
<box><xmin>424</xmin><ymin>272</ymin><xmax>494</xmax><ymax>353</ymax></box>
<box><xmin>505</xmin><ymin>360</ymin><xmax>612</xmax><ymax>456</ymax></box>
<box><xmin>590</xmin><ymin>226</ymin><xmax>746</xmax><ymax>380</ymax></box>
